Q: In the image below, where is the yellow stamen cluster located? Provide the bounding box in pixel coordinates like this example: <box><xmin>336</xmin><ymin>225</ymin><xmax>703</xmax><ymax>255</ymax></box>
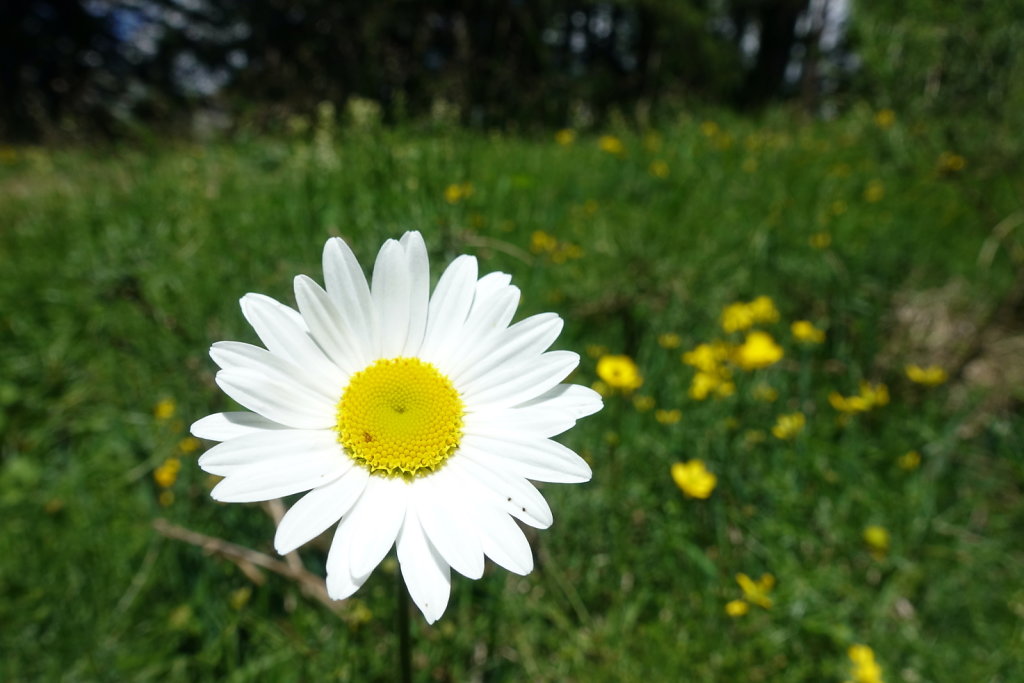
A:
<box><xmin>337</xmin><ymin>358</ymin><xmax>464</xmax><ymax>477</ymax></box>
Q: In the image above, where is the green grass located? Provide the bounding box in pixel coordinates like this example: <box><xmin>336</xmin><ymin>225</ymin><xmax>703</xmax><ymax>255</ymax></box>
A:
<box><xmin>1</xmin><ymin>108</ymin><xmax>1023</xmax><ymax>681</ymax></box>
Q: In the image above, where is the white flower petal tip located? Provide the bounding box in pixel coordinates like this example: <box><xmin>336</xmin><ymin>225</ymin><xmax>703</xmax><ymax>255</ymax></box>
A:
<box><xmin>193</xmin><ymin>233</ymin><xmax>600</xmax><ymax>622</ymax></box>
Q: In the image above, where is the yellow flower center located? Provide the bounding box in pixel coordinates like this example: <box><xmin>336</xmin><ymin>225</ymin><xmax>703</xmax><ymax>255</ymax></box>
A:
<box><xmin>336</xmin><ymin>358</ymin><xmax>464</xmax><ymax>477</ymax></box>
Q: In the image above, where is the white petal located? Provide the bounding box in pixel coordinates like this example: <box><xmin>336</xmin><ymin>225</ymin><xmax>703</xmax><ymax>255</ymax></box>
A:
<box><xmin>419</xmin><ymin>255</ymin><xmax>478</xmax><ymax>366</ymax></box>
<box><xmin>413</xmin><ymin>471</ymin><xmax>484</xmax><ymax>579</ymax></box>
<box><xmin>398</xmin><ymin>507</ymin><xmax>451</xmax><ymax>624</ymax></box>
<box><xmin>518</xmin><ymin>383</ymin><xmax>604</xmax><ymax>418</ymax></box>
<box><xmin>451</xmin><ymin>313</ymin><xmax>563</xmax><ymax>386</ymax></box>
<box><xmin>446</xmin><ymin>455</ymin><xmax>553</xmax><ymax>529</ymax></box>
<box><xmin>210</xmin><ymin>341</ymin><xmax>340</xmax><ymax>404</ymax></box>
<box><xmin>294</xmin><ymin>274</ymin><xmax>368</xmax><ymax>374</ymax></box>
<box><xmin>464</xmin><ymin>406</ymin><xmax>577</xmax><ymax>439</ymax></box>
<box><xmin>371</xmin><ymin>239</ymin><xmax>411</xmax><ymax>358</ymax></box>
<box><xmin>399</xmin><ymin>231</ymin><xmax>430</xmax><ymax>356</ymax></box>
<box><xmin>322</xmin><ymin>237</ymin><xmax>377</xmax><ymax>358</ymax></box>
<box><xmin>198</xmin><ymin>428</ymin><xmax>344</xmax><ymax>476</ymax></box>
<box><xmin>210</xmin><ymin>452</ymin><xmax>348</xmax><ymax>503</ymax></box>
<box><xmin>274</xmin><ymin>467</ymin><xmax>370</xmax><ymax>554</ymax></box>
<box><xmin>215</xmin><ymin>367</ymin><xmax>336</xmax><ymax>430</ymax></box>
<box><xmin>240</xmin><ymin>294</ymin><xmax>344</xmax><ymax>387</ymax></box>
<box><xmin>326</xmin><ymin>511</ymin><xmax>370</xmax><ymax>600</ymax></box>
<box><xmin>441</xmin><ymin>464</ymin><xmax>534</xmax><ymax>575</ymax></box>
<box><xmin>461</xmin><ymin>434</ymin><xmax>592</xmax><ymax>484</ymax></box>
<box><xmin>460</xmin><ymin>350</ymin><xmax>579</xmax><ymax>409</ymax></box>
<box><xmin>346</xmin><ymin>476</ymin><xmax>409</xmax><ymax>579</ymax></box>
<box><xmin>191</xmin><ymin>411</ymin><xmax>287</xmax><ymax>442</ymax></box>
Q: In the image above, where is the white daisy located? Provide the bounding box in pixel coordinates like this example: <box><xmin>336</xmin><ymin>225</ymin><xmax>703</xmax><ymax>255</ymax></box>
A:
<box><xmin>191</xmin><ymin>232</ymin><xmax>601</xmax><ymax>623</ymax></box>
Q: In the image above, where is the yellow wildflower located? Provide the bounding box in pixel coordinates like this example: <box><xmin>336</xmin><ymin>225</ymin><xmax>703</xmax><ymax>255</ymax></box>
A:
<box><xmin>791</xmin><ymin>320</ymin><xmax>826</xmax><ymax>344</ymax></box>
<box><xmin>859</xmin><ymin>381</ymin><xmax>889</xmax><ymax>407</ymax></box>
<box><xmin>177</xmin><ymin>437</ymin><xmax>201</xmax><ymax>454</ymax></box>
<box><xmin>682</xmin><ymin>341</ymin><xmax>731</xmax><ymax>373</ymax></box>
<box><xmin>725</xmin><ymin>599</ymin><xmax>749</xmax><ymax>617</ymax></box>
<box><xmin>530</xmin><ymin>230</ymin><xmax>558</xmax><ymax>254</ymax></box>
<box><xmin>671</xmin><ymin>460</ymin><xmax>717</xmax><ymax>499</ymax></box>
<box><xmin>153</xmin><ymin>458</ymin><xmax>182</xmax><ymax>489</ymax></box>
<box><xmin>898</xmin><ymin>450</ymin><xmax>921</xmax><ymax>471</ymax></box>
<box><xmin>874</xmin><ymin>108</ymin><xmax>895</xmax><ymax>129</ymax></box>
<box><xmin>736</xmin><ymin>572</ymin><xmax>774</xmax><ymax>609</ymax></box>
<box><xmin>649</xmin><ymin>160</ymin><xmax>670</xmax><ymax>178</ymax></box>
<box><xmin>154</xmin><ymin>398</ymin><xmax>176</xmax><ymax>421</ymax></box>
<box><xmin>771</xmin><ymin>412</ymin><xmax>806</xmax><ymax>440</ymax></box>
<box><xmin>830</xmin><ymin>381</ymin><xmax>889</xmax><ymax>413</ymax></box>
<box><xmin>654</xmin><ymin>408</ymin><xmax>682</xmax><ymax>425</ymax></box>
<box><xmin>809</xmin><ymin>231</ymin><xmax>832</xmax><ymax>249</ymax></box>
<box><xmin>596</xmin><ymin>355</ymin><xmax>643</xmax><ymax>392</ymax></box>
<box><xmin>158</xmin><ymin>490</ymin><xmax>175</xmax><ymax>507</ymax></box>
<box><xmin>937</xmin><ymin>151</ymin><xmax>966</xmax><ymax>173</ymax></box>
<box><xmin>598</xmin><ymin>135</ymin><xmax>625</xmax><ymax>156</ymax></box>
<box><xmin>689</xmin><ymin>370</ymin><xmax>726</xmax><ymax>401</ymax></box>
<box><xmin>864</xmin><ymin>180</ymin><xmax>885</xmax><ymax>203</ymax></box>
<box><xmin>444</xmin><ymin>182</ymin><xmax>474</xmax><ymax>204</ymax></box>
<box><xmin>847</xmin><ymin>644</ymin><xmax>885</xmax><ymax>683</ymax></box>
<box><xmin>554</xmin><ymin>128</ymin><xmax>576</xmax><ymax>146</ymax></box>
<box><xmin>733</xmin><ymin>331</ymin><xmax>784</xmax><ymax>370</ymax></box>
<box><xmin>658</xmin><ymin>332</ymin><xmax>681</xmax><ymax>349</ymax></box>
<box><xmin>632</xmin><ymin>395</ymin><xmax>656</xmax><ymax>412</ymax></box>
<box><xmin>749</xmin><ymin>296</ymin><xmax>780</xmax><ymax>323</ymax></box>
<box><xmin>863</xmin><ymin>525</ymin><xmax>890</xmax><ymax>557</ymax></box>
<box><xmin>721</xmin><ymin>301</ymin><xmax>756</xmax><ymax>333</ymax></box>
<box><xmin>905</xmin><ymin>364</ymin><xmax>948</xmax><ymax>386</ymax></box>
<box><xmin>700</xmin><ymin>121</ymin><xmax>720</xmax><ymax>138</ymax></box>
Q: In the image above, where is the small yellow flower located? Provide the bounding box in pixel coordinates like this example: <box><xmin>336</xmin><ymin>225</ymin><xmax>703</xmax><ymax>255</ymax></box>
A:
<box><xmin>596</xmin><ymin>355</ymin><xmax>644</xmax><ymax>392</ymax></box>
<box><xmin>736</xmin><ymin>572</ymin><xmax>774</xmax><ymax>609</ymax></box>
<box><xmin>791</xmin><ymin>320</ymin><xmax>826</xmax><ymax>344</ymax></box>
<box><xmin>158</xmin><ymin>490</ymin><xmax>175</xmax><ymax>507</ymax></box>
<box><xmin>444</xmin><ymin>182</ymin><xmax>474</xmax><ymax>204</ymax></box>
<box><xmin>905</xmin><ymin>364</ymin><xmax>948</xmax><ymax>386</ymax></box>
<box><xmin>864</xmin><ymin>180</ymin><xmax>885</xmax><ymax>203</ymax></box>
<box><xmin>649</xmin><ymin>160</ymin><xmax>670</xmax><ymax>178</ymax></box>
<box><xmin>830</xmin><ymin>381</ymin><xmax>889</xmax><ymax>414</ymax></box>
<box><xmin>671</xmin><ymin>460</ymin><xmax>717</xmax><ymax>499</ymax></box>
<box><xmin>809</xmin><ymin>232</ymin><xmax>832</xmax><ymax>249</ymax></box>
<box><xmin>700</xmin><ymin>121</ymin><xmax>720</xmax><ymax>138</ymax></box>
<box><xmin>898</xmin><ymin>450</ymin><xmax>921</xmax><ymax>471</ymax></box>
<box><xmin>654</xmin><ymin>408</ymin><xmax>682</xmax><ymax>425</ymax></box>
<box><xmin>657</xmin><ymin>332</ymin><xmax>681</xmax><ymax>349</ymax></box>
<box><xmin>863</xmin><ymin>525</ymin><xmax>890</xmax><ymax>557</ymax></box>
<box><xmin>632</xmin><ymin>395</ymin><xmax>656</xmax><ymax>412</ymax></box>
<box><xmin>749</xmin><ymin>296</ymin><xmax>780</xmax><ymax>324</ymax></box>
<box><xmin>847</xmin><ymin>644</ymin><xmax>885</xmax><ymax>683</ymax></box>
<box><xmin>554</xmin><ymin>128</ymin><xmax>576</xmax><ymax>146</ymax></box>
<box><xmin>689</xmin><ymin>370</ymin><xmax>725</xmax><ymax>401</ymax></box>
<box><xmin>721</xmin><ymin>302</ymin><xmax>756</xmax><ymax>333</ymax></box>
<box><xmin>682</xmin><ymin>341</ymin><xmax>731</xmax><ymax>373</ymax></box>
<box><xmin>937</xmin><ymin>151</ymin><xmax>966</xmax><ymax>173</ymax></box>
<box><xmin>153</xmin><ymin>458</ymin><xmax>182</xmax><ymax>488</ymax></box>
<box><xmin>229</xmin><ymin>586</ymin><xmax>252</xmax><ymax>610</ymax></box>
<box><xmin>733</xmin><ymin>331</ymin><xmax>784</xmax><ymax>370</ymax></box>
<box><xmin>874</xmin><ymin>108</ymin><xmax>896</xmax><ymax>129</ymax></box>
<box><xmin>529</xmin><ymin>230</ymin><xmax>559</xmax><ymax>254</ymax></box>
<box><xmin>771</xmin><ymin>412</ymin><xmax>806</xmax><ymax>440</ymax></box>
<box><xmin>177</xmin><ymin>437</ymin><xmax>201</xmax><ymax>454</ymax></box>
<box><xmin>154</xmin><ymin>399</ymin><xmax>176</xmax><ymax>421</ymax></box>
<box><xmin>725</xmin><ymin>599</ymin><xmax>749</xmax><ymax>617</ymax></box>
<box><xmin>859</xmin><ymin>381</ymin><xmax>890</xmax><ymax>407</ymax></box>
<box><xmin>598</xmin><ymin>135</ymin><xmax>625</xmax><ymax>156</ymax></box>
<box><xmin>752</xmin><ymin>383</ymin><xmax>778</xmax><ymax>402</ymax></box>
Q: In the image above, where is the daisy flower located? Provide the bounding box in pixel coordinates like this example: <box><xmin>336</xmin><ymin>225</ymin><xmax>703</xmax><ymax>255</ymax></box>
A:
<box><xmin>191</xmin><ymin>232</ymin><xmax>601</xmax><ymax>623</ymax></box>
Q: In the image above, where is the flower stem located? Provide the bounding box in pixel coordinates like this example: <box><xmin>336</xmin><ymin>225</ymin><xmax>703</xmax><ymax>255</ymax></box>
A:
<box><xmin>397</xmin><ymin>569</ymin><xmax>412</xmax><ymax>683</ymax></box>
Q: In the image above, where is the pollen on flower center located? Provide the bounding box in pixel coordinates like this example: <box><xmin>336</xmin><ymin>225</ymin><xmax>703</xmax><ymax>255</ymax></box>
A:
<box><xmin>337</xmin><ymin>357</ymin><xmax>464</xmax><ymax>477</ymax></box>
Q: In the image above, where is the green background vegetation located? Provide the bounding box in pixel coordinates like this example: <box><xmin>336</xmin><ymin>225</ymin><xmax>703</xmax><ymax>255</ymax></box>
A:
<box><xmin>1</xmin><ymin>103</ymin><xmax>1023</xmax><ymax>680</ymax></box>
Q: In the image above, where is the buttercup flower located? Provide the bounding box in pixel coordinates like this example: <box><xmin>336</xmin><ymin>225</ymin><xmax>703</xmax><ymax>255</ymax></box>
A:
<box><xmin>596</xmin><ymin>354</ymin><xmax>643</xmax><ymax>393</ymax></box>
<box><xmin>598</xmin><ymin>135</ymin><xmax>625</xmax><ymax>156</ymax></box>
<box><xmin>733</xmin><ymin>331</ymin><xmax>784</xmax><ymax>370</ymax></box>
<box><xmin>192</xmin><ymin>233</ymin><xmax>601</xmax><ymax>623</ymax></box>
<box><xmin>736</xmin><ymin>572</ymin><xmax>774</xmax><ymax>608</ymax></box>
<box><xmin>671</xmin><ymin>460</ymin><xmax>717</xmax><ymax>499</ymax></box>
<box><xmin>791</xmin><ymin>320</ymin><xmax>825</xmax><ymax>344</ymax></box>
<box><xmin>898</xmin><ymin>450</ymin><xmax>921</xmax><ymax>471</ymax></box>
<box><xmin>771</xmin><ymin>412</ymin><xmax>806</xmax><ymax>440</ymax></box>
<box><xmin>847</xmin><ymin>644</ymin><xmax>885</xmax><ymax>683</ymax></box>
<box><xmin>863</xmin><ymin>525</ymin><xmax>890</xmax><ymax>558</ymax></box>
<box><xmin>554</xmin><ymin>129</ymin><xmax>576</xmax><ymax>146</ymax></box>
<box><xmin>905</xmin><ymin>364</ymin><xmax>948</xmax><ymax>386</ymax></box>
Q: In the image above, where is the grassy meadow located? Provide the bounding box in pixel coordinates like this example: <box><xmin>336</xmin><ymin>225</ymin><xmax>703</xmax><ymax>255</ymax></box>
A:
<box><xmin>1</xmin><ymin>107</ymin><xmax>1023</xmax><ymax>681</ymax></box>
